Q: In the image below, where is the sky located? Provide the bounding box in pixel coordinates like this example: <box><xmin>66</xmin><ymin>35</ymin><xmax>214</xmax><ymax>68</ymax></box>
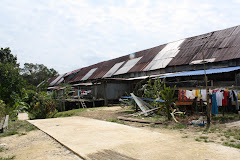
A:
<box><xmin>0</xmin><ymin>0</ymin><xmax>240</xmax><ymax>74</ymax></box>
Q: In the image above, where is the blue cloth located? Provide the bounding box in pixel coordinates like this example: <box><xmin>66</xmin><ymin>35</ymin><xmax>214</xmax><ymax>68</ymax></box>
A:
<box><xmin>212</xmin><ymin>92</ymin><xmax>218</xmax><ymax>114</ymax></box>
<box><xmin>121</xmin><ymin>96</ymin><xmax>164</xmax><ymax>102</ymax></box>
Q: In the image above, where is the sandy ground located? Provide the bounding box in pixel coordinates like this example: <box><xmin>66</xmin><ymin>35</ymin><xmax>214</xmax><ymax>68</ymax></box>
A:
<box><xmin>1</xmin><ymin>107</ymin><xmax>239</xmax><ymax>160</ymax></box>
<box><xmin>0</xmin><ymin>113</ymin><xmax>82</xmax><ymax>160</ymax></box>
<box><xmin>0</xmin><ymin>130</ymin><xmax>82</xmax><ymax>160</ymax></box>
<box><xmin>29</xmin><ymin>116</ymin><xmax>240</xmax><ymax>160</ymax></box>
<box><xmin>18</xmin><ymin>113</ymin><xmax>29</xmax><ymax>120</ymax></box>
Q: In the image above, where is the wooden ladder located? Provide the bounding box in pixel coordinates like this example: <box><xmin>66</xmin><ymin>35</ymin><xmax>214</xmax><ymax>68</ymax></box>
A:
<box><xmin>80</xmin><ymin>101</ymin><xmax>87</xmax><ymax>108</ymax></box>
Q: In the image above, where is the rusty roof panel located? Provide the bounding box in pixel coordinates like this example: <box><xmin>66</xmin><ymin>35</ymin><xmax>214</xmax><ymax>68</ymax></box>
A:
<box><xmin>69</xmin><ymin>55</ymin><xmax>130</xmax><ymax>83</ymax></box>
<box><xmin>91</xmin><ymin>55</ymin><xmax>129</xmax><ymax>79</ymax></box>
<box><xmin>169</xmin><ymin>25</ymin><xmax>240</xmax><ymax>66</ymax></box>
<box><xmin>129</xmin><ymin>45</ymin><xmax>166</xmax><ymax>72</ymax></box>
<box><xmin>47</xmin><ymin>76</ymin><xmax>58</xmax><ymax>85</ymax></box>
<box><xmin>67</xmin><ymin>25</ymin><xmax>240</xmax><ymax>83</ymax></box>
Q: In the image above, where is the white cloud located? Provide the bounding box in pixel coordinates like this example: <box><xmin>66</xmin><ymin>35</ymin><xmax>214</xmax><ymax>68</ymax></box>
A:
<box><xmin>0</xmin><ymin>0</ymin><xmax>239</xmax><ymax>74</ymax></box>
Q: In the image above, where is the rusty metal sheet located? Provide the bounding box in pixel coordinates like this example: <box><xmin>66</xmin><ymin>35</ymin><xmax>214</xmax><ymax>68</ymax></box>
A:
<box><xmin>67</xmin><ymin>25</ymin><xmax>240</xmax><ymax>83</ymax></box>
<box><xmin>129</xmin><ymin>45</ymin><xmax>166</xmax><ymax>73</ymax></box>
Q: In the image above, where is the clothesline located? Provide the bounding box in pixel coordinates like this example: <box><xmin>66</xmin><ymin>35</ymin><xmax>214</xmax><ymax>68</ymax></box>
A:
<box><xmin>178</xmin><ymin>89</ymin><xmax>240</xmax><ymax>115</ymax></box>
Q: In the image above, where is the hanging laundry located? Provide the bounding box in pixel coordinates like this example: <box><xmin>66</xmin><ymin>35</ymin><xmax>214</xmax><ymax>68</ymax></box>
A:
<box><xmin>212</xmin><ymin>92</ymin><xmax>218</xmax><ymax>114</ymax></box>
<box><xmin>178</xmin><ymin>90</ymin><xmax>191</xmax><ymax>102</ymax></box>
<box><xmin>227</xmin><ymin>91</ymin><xmax>233</xmax><ymax>112</ymax></box>
<box><xmin>233</xmin><ymin>90</ymin><xmax>239</xmax><ymax>110</ymax></box>
<box><xmin>222</xmin><ymin>91</ymin><xmax>228</xmax><ymax>106</ymax></box>
<box><xmin>195</xmin><ymin>89</ymin><xmax>200</xmax><ymax>98</ymax></box>
<box><xmin>201</xmin><ymin>89</ymin><xmax>207</xmax><ymax>101</ymax></box>
<box><xmin>186</xmin><ymin>90</ymin><xmax>195</xmax><ymax>99</ymax></box>
<box><xmin>216</xmin><ymin>90</ymin><xmax>224</xmax><ymax>106</ymax></box>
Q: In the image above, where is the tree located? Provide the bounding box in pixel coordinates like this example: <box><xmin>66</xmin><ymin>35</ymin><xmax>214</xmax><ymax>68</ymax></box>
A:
<box><xmin>143</xmin><ymin>78</ymin><xmax>163</xmax><ymax>107</ymax></box>
<box><xmin>160</xmin><ymin>84</ymin><xmax>177</xmax><ymax>120</ymax></box>
<box><xmin>143</xmin><ymin>78</ymin><xmax>177</xmax><ymax>120</ymax></box>
<box><xmin>0</xmin><ymin>48</ymin><xmax>24</xmax><ymax>106</ymax></box>
<box><xmin>0</xmin><ymin>47</ymin><xmax>17</xmax><ymax>66</ymax></box>
<box><xmin>21</xmin><ymin>63</ymin><xmax>58</xmax><ymax>87</ymax></box>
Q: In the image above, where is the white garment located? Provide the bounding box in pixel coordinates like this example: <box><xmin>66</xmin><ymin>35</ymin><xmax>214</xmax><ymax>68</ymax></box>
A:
<box><xmin>186</xmin><ymin>90</ymin><xmax>195</xmax><ymax>99</ymax></box>
<box><xmin>216</xmin><ymin>90</ymin><xmax>224</xmax><ymax>106</ymax></box>
<box><xmin>201</xmin><ymin>89</ymin><xmax>207</xmax><ymax>101</ymax></box>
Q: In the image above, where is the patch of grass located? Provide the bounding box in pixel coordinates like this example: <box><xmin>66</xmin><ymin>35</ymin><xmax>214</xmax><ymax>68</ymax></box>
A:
<box><xmin>223</xmin><ymin>128</ymin><xmax>240</xmax><ymax>140</ymax></box>
<box><xmin>195</xmin><ymin>138</ymin><xmax>201</xmax><ymax>142</ymax></box>
<box><xmin>1</xmin><ymin>131</ymin><xmax>18</xmax><ymax>137</ymax></box>
<box><xmin>149</xmin><ymin>124</ymin><xmax>158</xmax><ymax>128</ymax></box>
<box><xmin>106</xmin><ymin>119</ymin><xmax>125</xmax><ymax>125</ymax></box>
<box><xmin>163</xmin><ymin>124</ymin><xmax>168</xmax><ymax>128</ymax></box>
<box><xmin>0</xmin><ymin>147</ymin><xmax>4</xmax><ymax>152</ymax></box>
<box><xmin>137</xmin><ymin>115</ymin><xmax>167</xmax><ymax>122</ymax></box>
<box><xmin>171</xmin><ymin>124</ymin><xmax>186</xmax><ymax>130</ymax></box>
<box><xmin>209</xmin><ymin>127</ymin><xmax>217</xmax><ymax>133</ymax></box>
<box><xmin>182</xmin><ymin>135</ymin><xmax>188</xmax><ymax>138</ymax></box>
<box><xmin>223</xmin><ymin>142</ymin><xmax>240</xmax><ymax>149</ymax></box>
<box><xmin>234</xmin><ymin>135</ymin><xmax>240</xmax><ymax>140</ymax></box>
<box><xmin>18</xmin><ymin>133</ymin><xmax>26</xmax><ymax>136</ymax></box>
<box><xmin>122</xmin><ymin>110</ymin><xmax>135</xmax><ymax>114</ymax></box>
<box><xmin>225</xmin><ymin>135</ymin><xmax>230</xmax><ymax>139</ymax></box>
<box><xmin>0</xmin><ymin>120</ymin><xmax>36</xmax><ymax>137</ymax></box>
<box><xmin>0</xmin><ymin>155</ymin><xmax>15</xmax><ymax>160</ymax></box>
<box><xmin>199</xmin><ymin>136</ymin><xmax>209</xmax><ymax>140</ymax></box>
<box><xmin>212</xmin><ymin>114</ymin><xmax>238</xmax><ymax>122</ymax></box>
<box><xmin>54</xmin><ymin>108</ymin><xmax>88</xmax><ymax>118</ymax></box>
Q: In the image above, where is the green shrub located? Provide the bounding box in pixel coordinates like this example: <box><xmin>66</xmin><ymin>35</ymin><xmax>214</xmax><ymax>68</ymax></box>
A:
<box><xmin>0</xmin><ymin>100</ymin><xmax>6</xmax><ymax>119</ymax></box>
<box><xmin>25</xmin><ymin>92</ymin><xmax>57</xmax><ymax>119</ymax></box>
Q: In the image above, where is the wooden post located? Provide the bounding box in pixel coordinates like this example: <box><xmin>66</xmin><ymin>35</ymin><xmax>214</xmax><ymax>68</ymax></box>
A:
<box><xmin>201</xmin><ymin>51</ymin><xmax>211</xmax><ymax>128</ymax></box>
<box><xmin>63</xmin><ymin>100</ymin><xmax>66</xmax><ymax>111</ymax></box>
<box><xmin>103</xmin><ymin>81</ymin><xmax>108</xmax><ymax>106</ymax></box>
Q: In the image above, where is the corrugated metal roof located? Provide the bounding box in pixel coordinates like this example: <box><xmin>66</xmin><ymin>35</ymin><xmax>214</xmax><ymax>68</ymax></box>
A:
<box><xmin>65</xmin><ymin>25</ymin><xmax>240</xmax><ymax>83</ymax></box>
<box><xmin>103</xmin><ymin>61</ymin><xmax>125</xmax><ymax>78</ymax></box>
<box><xmin>129</xmin><ymin>45</ymin><xmax>166</xmax><ymax>72</ymax></box>
<box><xmin>169</xmin><ymin>25</ymin><xmax>240</xmax><ymax>66</ymax></box>
<box><xmin>144</xmin><ymin>39</ymin><xmax>185</xmax><ymax>71</ymax></box>
<box><xmin>159</xmin><ymin>66</ymin><xmax>240</xmax><ymax>78</ymax></box>
<box><xmin>48</xmin><ymin>76</ymin><xmax>58</xmax><ymax>85</ymax></box>
<box><xmin>81</xmin><ymin>68</ymin><xmax>97</xmax><ymax>81</ymax></box>
<box><xmin>72</xmin><ymin>83</ymin><xmax>93</xmax><ymax>86</ymax></box>
<box><xmin>63</xmin><ymin>68</ymin><xmax>81</xmax><ymax>78</ymax></box>
<box><xmin>114</xmin><ymin>57</ymin><xmax>142</xmax><ymax>75</ymax></box>
<box><xmin>49</xmin><ymin>74</ymin><xmax>65</xmax><ymax>86</ymax></box>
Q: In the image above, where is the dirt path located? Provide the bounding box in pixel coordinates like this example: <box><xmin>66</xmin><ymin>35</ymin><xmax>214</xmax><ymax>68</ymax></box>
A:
<box><xmin>0</xmin><ymin>130</ymin><xmax>82</xmax><ymax>160</ymax></box>
<box><xmin>29</xmin><ymin>116</ymin><xmax>240</xmax><ymax>160</ymax></box>
<box><xmin>18</xmin><ymin>113</ymin><xmax>29</xmax><ymax>120</ymax></box>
